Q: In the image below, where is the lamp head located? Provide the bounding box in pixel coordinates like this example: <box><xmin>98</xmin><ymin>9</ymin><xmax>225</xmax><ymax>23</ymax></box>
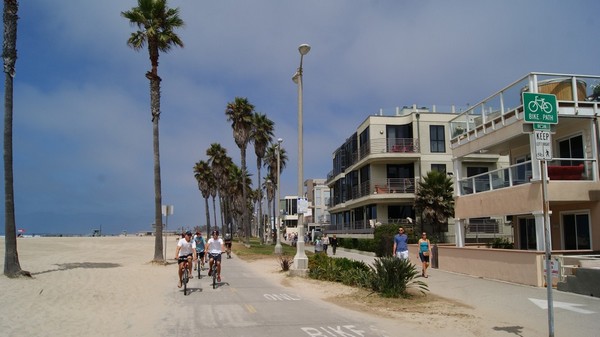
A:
<box><xmin>298</xmin><ymin>44</ymin><xmax>311</xmax><ymax>55</ymax></box>
<box><xmin>277</xmin><ymin>138</ymin><xmax>283</xmax><ymax>144</ymax></box>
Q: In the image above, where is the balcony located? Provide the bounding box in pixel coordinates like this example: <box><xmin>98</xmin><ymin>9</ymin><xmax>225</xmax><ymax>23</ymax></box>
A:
<box><xmin>373</xmin><ymin>178</ymin><xmax>416</xmax><ymax>195</ymax></box>
<box><xmin>458</xmin><ymin>158</ymin><xmax>594</xmax><ymax>195</ymax></box>
<box><xmin>450</xmin><ymin>73</ymin><xmax>600</xmax><ymax>149</ymax></box>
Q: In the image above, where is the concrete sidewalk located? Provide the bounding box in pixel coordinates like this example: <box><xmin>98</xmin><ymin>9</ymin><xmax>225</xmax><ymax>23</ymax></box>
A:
<box><xmin>293</xmin><ymin>243</ymin><xmax>600</xmax><ymax>337</ymax></box>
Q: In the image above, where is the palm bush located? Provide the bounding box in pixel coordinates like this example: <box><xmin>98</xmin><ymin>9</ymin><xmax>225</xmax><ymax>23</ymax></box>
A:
<box><xmin>308</xmin><ymin>254</ymin><xmax>373</xmax><ymax>287</ymax></box>
<box><xmin>370</xmin><ymin>257</ymin><xmax>428</xmax><ymax>298</ymax></box>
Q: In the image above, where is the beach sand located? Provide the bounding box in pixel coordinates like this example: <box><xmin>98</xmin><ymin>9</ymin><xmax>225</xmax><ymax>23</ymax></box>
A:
<box><xmin>0</xmin><ymin>236</ymin><xmax>478</xmax><ymax>337</ymax></box>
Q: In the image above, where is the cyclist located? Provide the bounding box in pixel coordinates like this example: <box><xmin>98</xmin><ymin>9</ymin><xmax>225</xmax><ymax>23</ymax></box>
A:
<box><xmin>175</xmin><ymin>231</ymin><xmax>196</xmax><ymax>288</ymax></box>
<box><xmin>206</xmin><ymin>230</ymin><xmax>224</xmax><ymax>282</ymax></box>
<box><xmin>193</xmin><ymin>231</ymin><xmax>206</xmax><ymax>271</ymax></box>
<box><xmin>224</xmin><ymin>232</ymin><xmax>233</xmax><ymax>258</ymax></box>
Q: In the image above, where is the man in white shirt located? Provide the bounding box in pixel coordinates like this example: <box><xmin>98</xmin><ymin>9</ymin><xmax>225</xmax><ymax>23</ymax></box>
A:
<box><xmin>206</xmin><ymin>230</ymin><xmax>224</xmax><ymax>282</ymax></box>
<box><xmin>175</xmin><ymin>231</ymin><xmax>196</xmax><ymax>288</ymax></box>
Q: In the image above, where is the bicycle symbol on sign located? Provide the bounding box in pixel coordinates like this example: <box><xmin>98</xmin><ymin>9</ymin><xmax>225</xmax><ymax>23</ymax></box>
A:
<box><xmin>528</xmin><ymin>95</ymin><xmax>553</xmax><ymax>113</ymax></box>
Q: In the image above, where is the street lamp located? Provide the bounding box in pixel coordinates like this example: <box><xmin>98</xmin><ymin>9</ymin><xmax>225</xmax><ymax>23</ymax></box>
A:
<box><xmin>292</xmin><ymin>43</ymin><xmax>310</xmax><ymax>273</ymax></box>
<box><xmin>274</xmin><ymin>138</ymin><xmax>284</xmax><ymax>254</ymax></box>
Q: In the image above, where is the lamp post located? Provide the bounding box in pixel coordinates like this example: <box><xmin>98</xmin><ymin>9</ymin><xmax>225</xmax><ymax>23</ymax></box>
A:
<box><xmin>274</xmin><ymin>138</ymin><xmax>283</xmax><ymax>254</ymax></box>
<box><xmin>292</xmin><ymin>43</ymin><xmax>310</xmax><ymax>273</ymax></box>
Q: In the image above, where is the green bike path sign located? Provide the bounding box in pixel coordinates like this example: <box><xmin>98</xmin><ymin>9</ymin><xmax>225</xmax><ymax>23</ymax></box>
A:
<box><xmin>523</xmin><ymin>92</ymin><xmax>558</xmax><ymax>124</ymax></box>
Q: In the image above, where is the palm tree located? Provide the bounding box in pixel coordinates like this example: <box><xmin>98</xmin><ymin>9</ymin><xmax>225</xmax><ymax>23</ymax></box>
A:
<box><xmin>413</xmin><ymin>170</ymin><xmax>454</xmax><ymax>240</ymax></box>
<box><xmin>251</xmin><ymin>113</ymin><xmax>274</xmax><ymax>244</ymax></box>
<box><xmin>264</xmin><ymin>142</ymin><xmax>288</xmax><ymax>239</ymax></box>
<box><xmin>122</xmin><ymin>0</ymin><xmax>184</xmax><ymax>263</ymax></box>
<box><xmin>3</xmin><ymin>0</ymin><xmax>29</xmax><ymax>278</ymax></box>
<box><xmin>193</xmin><ymin>160</ymin><xmax>212</xmax><ymax>234</ymax></box>
<box><xmin>206</xmin><ymin>143</ymin><xmax>228</xmax><ymax>231</ymax></box>
<box><xmin>225</xmin><ymin>97</ymin><xmax>255</xmax><ymax>245</ymax></box>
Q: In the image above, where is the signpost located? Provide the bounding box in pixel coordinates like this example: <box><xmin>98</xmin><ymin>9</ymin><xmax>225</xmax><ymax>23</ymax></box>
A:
<box><xmin>523</xmin><ymin>91</ymin><xmax>558</xmax><ymax>337</ymax></box>
<box><xmin>162</xmin><ymin>205</ymin><xmax>174</xmax><ymax>261</ymax></box>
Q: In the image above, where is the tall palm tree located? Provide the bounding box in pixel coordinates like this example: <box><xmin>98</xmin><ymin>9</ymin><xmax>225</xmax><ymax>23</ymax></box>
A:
<box><xmin>264</xmin><ymin>142</ymin><xmax>288</xmax><ymax>240</ymax></box>
<box><xmin>206</xmin><ymin>143</ymin><xmax>228</xmax><ymax>231</ymax></box>
<box><xmin>193</xmin><ymin>160</ymin><xmax>212</xmax><ymax>234</ymax></box>
<box><xmin>3</xmin><ymin>0</ymin><xmax>28</xmax><ymax>278</ymax></box>
<box><xmin>251</xmin><ymin>113</ymin><xmax>274</xmax><ymax>244</ymax></box>
<box><xmin>122</xmin><ymin>0</ymin><xmax>184</xmax><ymax>263</ymax></box>
<box><xmin>413</xmin><ymin>170</ymin><xmax>455</xmax><ymax>240</ymax></box>
<box><xmin>225</xmin><ymin>97</ymin><xmax>255</xmax><ymax>245</ymax></box>
<box><xmin>264</xmin><ymin>176</ymin><xmax>275</xmax><ymax>243</ymax></box>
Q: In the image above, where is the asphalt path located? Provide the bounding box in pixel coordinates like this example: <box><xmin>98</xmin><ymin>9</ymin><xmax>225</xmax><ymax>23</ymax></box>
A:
<box><xmin>159</xmin><ymin>247</ymin><xmax>600</xmax><ymax>337</ymax></box>
<box><xmin>160</xmin><ymin>254</ymin><xmax>402</xmax><ymax>337</ymax></box>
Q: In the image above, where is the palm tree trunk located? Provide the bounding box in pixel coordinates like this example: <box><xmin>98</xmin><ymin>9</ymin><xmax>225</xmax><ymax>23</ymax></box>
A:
<box><xmin>3</xmin><ymin>0</ymin><xmax>28</xmax><ymax>278</ymax></box>
<box><xmin>204</xmin><ymin>197</ymin><xmax>210</xmax><ymax>232</ymax></box>
<box><xmin>212</xmin><ymin>195</ymin><xmax>217</xmax><ymax>235</ymax></box>
<box><xmin>257</xmin><ymin>159</ymin><xmax>264</xmax><ymax>244</ymax></box>
<box><xmin>241</xmin><ymin>146</ymin><xmax>250</xmax><ymax>245</ymax></box>
<box><xmin>150</xmin><ymin>73</ymin><xmax>164</xmax><ymax>262</ymax></box>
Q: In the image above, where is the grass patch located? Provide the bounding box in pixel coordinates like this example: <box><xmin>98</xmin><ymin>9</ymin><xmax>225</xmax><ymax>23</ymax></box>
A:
<box><xmin>232</xmin><ymin>238</ymin><xmax>299</xmax><ymax>261</ymax></box>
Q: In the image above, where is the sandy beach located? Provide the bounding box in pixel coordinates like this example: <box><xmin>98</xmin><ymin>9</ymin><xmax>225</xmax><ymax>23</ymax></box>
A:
<box><xmin>0</xmin><ymin>236</ymin><xmax>477</xmax><ymax>337</ymax></box>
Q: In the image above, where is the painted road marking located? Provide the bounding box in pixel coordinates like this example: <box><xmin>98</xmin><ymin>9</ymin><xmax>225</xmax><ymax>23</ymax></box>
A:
<box><xmin>264</xmin><ymin>293</ymin><xmax>301</xmax><ymax>301</ymax></box>
<box><xmin>301</xmin><ymin>325</ymin><xmax>389</xmax><ymax>337</ymax></box>
<box><xmin>529</xmin><ymin>298</ymin><xmax>596</xmax><ymax>314</ymax></box>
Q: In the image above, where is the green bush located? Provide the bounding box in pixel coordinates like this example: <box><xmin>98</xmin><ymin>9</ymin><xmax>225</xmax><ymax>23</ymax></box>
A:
<box><xmin>369</xmin><ymin>257</ymin><xmax>428</xmax><ymax>298</ymax></box>
<box><xmin>373</xmin><ymin>224</ymin><xmax>399</xmax><ymax>257</ymax></box>
<box><xmin>488</xmin><ymin>237</ymin><xmax>514</xmax><ymax>249</ymax></box>
<box><xmin>308</xmin><ymin>254</ymin><xmax>373</xmax><ymax>288</ymax></box>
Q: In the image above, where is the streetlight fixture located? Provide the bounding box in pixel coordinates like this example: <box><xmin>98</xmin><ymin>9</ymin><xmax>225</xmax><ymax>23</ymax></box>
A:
<box><xmin>292</xmin><ymin>43</ymin><xmax>310</xmax><ymax>274</ymax></box>
<box><xmin>274</xmin><ymin>138</ymin><xmax>284</xmax><ymax>254</ymax></box>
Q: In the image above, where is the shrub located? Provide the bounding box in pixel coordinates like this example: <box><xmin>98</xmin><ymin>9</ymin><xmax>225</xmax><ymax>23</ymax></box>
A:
<box><xmin>488</xmin><ymin>237</ymin><xmax>514</xmax><ymax>249</ymax></box>
<box><xmin>369</xmin><ymin>257</ymin><xmax>428</xmax><ymax>298</ymax></box>
<box><xmin>308</xmin><ymin>254</ymin><xmax>373</xmax><ymax>288</ymax></box>
<box><xmin>277</xmin><ymin>253</ymin><xmax>294</xmax><ymax>271</ymax></box>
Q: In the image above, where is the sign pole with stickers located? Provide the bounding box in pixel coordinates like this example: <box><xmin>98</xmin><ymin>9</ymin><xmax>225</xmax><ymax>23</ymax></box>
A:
<box><xmin>523</xmin><ymin>91</ymin><xmax>558</xmax><ymax>337</ymax></box>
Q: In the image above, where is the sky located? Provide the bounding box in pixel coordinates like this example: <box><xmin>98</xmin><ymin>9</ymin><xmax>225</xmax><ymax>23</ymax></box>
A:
<box><xmin>1</xmin><ymin>0</ymin><xmax>599</xmax><ymax>235</ymax></box>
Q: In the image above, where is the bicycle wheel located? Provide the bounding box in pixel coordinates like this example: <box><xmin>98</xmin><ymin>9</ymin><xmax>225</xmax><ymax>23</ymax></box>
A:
<box><xmin>197</xmin><ymin>261</ymin><xmax>201</xmax><ymax>279</ymax></box>
<box><xmin>183</xmin><ymin>267</ymin><xmax>189</xmax><ymax>295</ymax></box>
<box><xmin>212</xmin><ymin>264</ymin><xmax>217</xmax><ymax>289</ymax></box>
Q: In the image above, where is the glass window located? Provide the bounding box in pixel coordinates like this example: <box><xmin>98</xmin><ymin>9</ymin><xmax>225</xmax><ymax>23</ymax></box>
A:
<box><xmin>558</xmin><ymin>134</ymin><xmax>584</xmax><ymax>166</ymax></box>
<box><xmin>563</xmin><ymin>213</ymin><xmax>590</xmax><ymax>250</ymax></box>
<box><xmin>430</xmin><ymin>125</ymin><xmax>445</xmax><ymax>153</ymax></box>
<box><xmin>431</xmin><ymin>164</ymin><xmax>446</xmax><ymax>173</ymax></box>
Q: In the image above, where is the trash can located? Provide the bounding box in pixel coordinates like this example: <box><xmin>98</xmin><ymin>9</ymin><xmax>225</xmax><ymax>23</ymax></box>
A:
<box><xmin>431</xmin><ymin>244</ymin><xmax>439</xmax><ymax>269</ymax></box>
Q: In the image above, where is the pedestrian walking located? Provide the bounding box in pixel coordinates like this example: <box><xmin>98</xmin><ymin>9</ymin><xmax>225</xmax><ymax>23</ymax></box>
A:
<box><xmin>393</xmin><ymin>227</ymin><xmax>409</xmax><ymax>260</ymax></box>
<box><xmin>330</xmin><ymin>235</ymin><xmax>338</xmax><ymax>255</ymax></box>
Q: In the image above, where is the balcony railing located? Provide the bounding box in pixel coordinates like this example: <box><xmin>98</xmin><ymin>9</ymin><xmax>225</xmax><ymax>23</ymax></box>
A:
<box><xmin>458</xmin><ymin>158</ymin><xmax>594</xmax><ymax>195</ymax></box>
<box><xmin>374</xmin><ymin>178</ymin><xmax>416</xmax><ymax>194</ymax></box>
<box><xmin>450</xmin><ymin>72</ymin><xmax>600</xmax><ymax>145</ymax></box>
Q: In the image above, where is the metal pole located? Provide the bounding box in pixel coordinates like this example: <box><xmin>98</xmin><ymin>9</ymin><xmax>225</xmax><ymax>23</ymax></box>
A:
<box><xmin>542</xmin><ymin>160</ymin><xmax>555</xmax><ymax>337</ymax></box>
<box><xmin>275</xmin><ymin>138</ymin><xmax>283</xmax><ymax>254</ymax></box>
<box><xmin>293</xmin><ymin>44</ymin><xmax>310</xmax><ymax>273</ymax></box>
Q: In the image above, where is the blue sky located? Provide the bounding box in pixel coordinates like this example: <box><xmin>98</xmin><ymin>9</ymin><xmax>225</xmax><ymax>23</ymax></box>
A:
<box><xmin>2</xmin><ymin>0</ymin><xmax>599</xmax><ymax>235</ymax></box>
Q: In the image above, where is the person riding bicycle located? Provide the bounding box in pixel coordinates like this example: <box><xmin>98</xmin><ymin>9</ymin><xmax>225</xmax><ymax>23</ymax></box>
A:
<box><xmin>224</xmin><ymin>232</ymin><xmax>232</xmax><ymax>258</ymax></box>
<box><xmin>175</xmin><ymin>231</ymin><xmax>196</xmax><ymax>288</ymax></box>
<box><xmin>206</xmin><ymin>230</ymin><xmax>224</xmax><ymax>282</ymax></box>
<box><xmin>193</xmin><ymin>231</ymin><xmax>206</xmax><ymax>271</ymax></box>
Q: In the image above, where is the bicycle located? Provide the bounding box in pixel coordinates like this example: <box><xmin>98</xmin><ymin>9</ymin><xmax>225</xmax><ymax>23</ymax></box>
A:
<box><xmin>179</xmin><ymin>257</ymin><xmax>191</xmax><ymax>296</ymax></box>
<box><xmin>208</xmin><ymin>253</ymin><xmax>220</xmax><ymax>289</ymax></box>
<box><xmin>528</xmin><ymin>95</ymin><xmax>553</xmax><ymax>113</ymax></box>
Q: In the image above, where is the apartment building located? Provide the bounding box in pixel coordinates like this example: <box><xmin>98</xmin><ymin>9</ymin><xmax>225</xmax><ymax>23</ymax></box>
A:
<box><xmin>451</xmin><ymin>72</ymin><xmax>600</xmax><ymax>253</ymax></box>
<box><xmin>304</xmin><ymin>179</ymin><xmax>331</xmax><ymax>233</ymax></box>
<box><xmin>325</xmin><ymin>105</ymin><xmax>511</xmax><ymax>241</ymax></box>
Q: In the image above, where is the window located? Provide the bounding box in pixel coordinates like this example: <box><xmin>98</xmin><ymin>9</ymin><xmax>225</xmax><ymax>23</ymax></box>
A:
<box><xmin>430</xmin><ymin>125</ymin><xmax>445</xmax><ymax>153</ymax></box>
<box><xmin>431</xmin><ymin>164</ymin><xmax>446</xmax><ymax>174</ymax></box>
<box><xmin>563</xmin><ymin>212</ymin><xmax>590</xmax><ymax>250</ymax></box>
<box><xmin>518</xmin><ymin>217</ymin><xmax>537</xmax><ymax>250</ymax></box>
<box><xmin>558</xmin><ymin>134</ymin><xmax>584</xmax><ymax>166</ymax></box>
